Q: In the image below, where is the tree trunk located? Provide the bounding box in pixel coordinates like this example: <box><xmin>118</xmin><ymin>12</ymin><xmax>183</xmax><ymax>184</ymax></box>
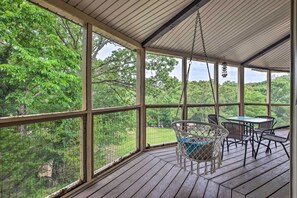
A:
<box><xmin>17</xmin><ymin>104</ymin><xmax>27</xmax><ymax>136</ymax></box>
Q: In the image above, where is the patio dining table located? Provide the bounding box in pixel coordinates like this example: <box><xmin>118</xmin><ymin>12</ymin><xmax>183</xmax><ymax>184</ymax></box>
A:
<box><xmin>226</xmin><ymin>116</ymin><xmax>274</xmax><ymax>157</ymax></box>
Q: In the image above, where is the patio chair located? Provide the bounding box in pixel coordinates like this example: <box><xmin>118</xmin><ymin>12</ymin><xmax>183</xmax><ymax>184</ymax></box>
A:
<box><xmin>254</xmin><ymin>116</ymin><xmax>277</xmax><ymax>133</ymax></box>
<box><xmin>221</xmin><ymin>122</ymin><xmax>254</xmax><ymax>166</ymax></box>
<box><xmin>254</xmin><ymin>116</ymin><xmax>277</xmax><ymax>147</ymax></box>
<box><xmin>208</xmin><ymin>114</ymin><xmax>228</xmax><ymax>125</ymax></box>
<box><xmin>172</xmin><ymin>120</ymin><xmax>228</xmax><ymax>175</ymax></box>
<box><xmin>254</xmin><ymin>125</ymin><xmax>290</xmax><ymax>159</ymax></box>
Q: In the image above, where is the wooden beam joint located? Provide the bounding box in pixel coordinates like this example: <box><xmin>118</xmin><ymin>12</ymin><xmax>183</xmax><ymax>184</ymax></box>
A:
<box><xmin>141</xmin><ymin>0</ymin><xmax>209</xmax><ymax>47</ymax></box>
<box><xmin>241</xmin><ymin>34</ymin><xmax>290</xmax><ymax>66</ymax></box>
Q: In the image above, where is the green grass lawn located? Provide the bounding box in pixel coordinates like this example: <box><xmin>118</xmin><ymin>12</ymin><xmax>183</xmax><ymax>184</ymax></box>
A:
<box><xmin>95</xmin><ymin>127</ymin><xmax>177</xmax><ymax>170</ymax></box>
<box><xmin>146</xmin><ymin>127</ymin><xmax>176</xmax><ymax>146</ymax></box>
<box><xmin>115</xmin><ymin>127</ymin><xmax>176</xmax><ymax>157</ymax></box>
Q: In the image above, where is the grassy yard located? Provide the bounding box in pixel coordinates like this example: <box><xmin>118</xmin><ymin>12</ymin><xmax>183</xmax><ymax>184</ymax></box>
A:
<box><xmin>146</xmin><ymin>127</ymin><xmax>176</xmax><ymax>146</ymax></box>
<box><xmin>115</xmin><ymin>127</ymin><xmax>176</xmax><ymax>157</ymax></box>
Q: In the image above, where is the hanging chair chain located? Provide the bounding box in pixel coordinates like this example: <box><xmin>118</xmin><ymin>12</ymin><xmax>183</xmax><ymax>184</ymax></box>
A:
<box><xmin>175</xmin><ymin>8</ymin><xmax>218</xmax><ymax>119</ymax></box>
<box><xmin>176</xmin><ymin>10</ymin><xmax>200</xmax><ymax>119</ymax></box>
<box><xmin>197</xmin><ymin>9</ymin><xmax>219</xmax><ymax>116</ymax></box>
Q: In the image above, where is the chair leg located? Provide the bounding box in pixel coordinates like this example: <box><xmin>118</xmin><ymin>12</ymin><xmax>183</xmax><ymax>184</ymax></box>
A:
<box><xmin>234</xmin><ymin>138</ymin><xmax>237</xmax><ymax>148</ymax></box>
<box><xmin>275</xmin><ymin>141</ymin><xmax>277</xmax><ymax>148</ymax></box>
<box><xmin>176</xmin><ymin>147</ymin><xmax>179</xmax><ymax>165</ymax></box>
<box><xmin>266</xmin><ymin>140</ymin><xmax>271</xmax><ymax>153</ymax></box>
<box><xmin>255</xmin><ymin>137</ymin><xmax>262</xmax><ymax>159</ymax></box>
<box><xmin>250</xmin><ymin>139</ymin><xmax>255</xmax><ymax>157</ymax></box>
<box><xmin>281</xmin><ymin>142</ymin><xmax>290</xmax><ymax>158</ymax></box>
<box><xmin>226</xmin><ymin>138</ymin><xmax>229</xmax><ymax>152</ymax></box>
<box><xmin>244</xmin><ymin>140</ymin><xmax>248</xmax><ymax>166</ymax></box>
<box><xmin>221</xmin><ymin>139</ymin><xmax>225</xmax><ymax>160</ymax></box>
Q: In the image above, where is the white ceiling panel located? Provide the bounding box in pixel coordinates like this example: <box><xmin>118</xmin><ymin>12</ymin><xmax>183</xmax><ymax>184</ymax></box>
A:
<box><xmin>41</xmin><ymin>0</ymin><xmax>291</xmax><ymax>71</ymax></box>
<box><xmin>152</xmin><ymin>0</ymin><xmax>290</xmax><ymax>67</ymax></box>
<box><xmin>249</xmin><ymin>41</ymin><xmax>290</xmax><ymax>70</ymax></box>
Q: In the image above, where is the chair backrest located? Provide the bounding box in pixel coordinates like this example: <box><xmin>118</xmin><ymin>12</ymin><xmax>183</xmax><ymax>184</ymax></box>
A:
<box><xmin>208</xmin><ymin>114</ymin><xmax>218</xmax><ymax>125</ymax></box>
<box><xmin>256</xmin><ymin>116</ymin><xmax>276</xmax><ymax>129</ymax></box>
<box><xmin>172</xmin><ymin>120</ymin><xmax>229</xmax><ymax>160</ymax></box>
<box><xmin>272</xmin><ymin>125</ymin><xmax>290</xmax><ymax>141</ymax></box>
<box><xmin>221</xmin><ymin>122</ymin><xmax>248</xmax><ymax>140</ymax></box>
<box><xmin>208</xmin><ymin>114</ymin><xmax>228</xmax><ymax>126</ymax></box>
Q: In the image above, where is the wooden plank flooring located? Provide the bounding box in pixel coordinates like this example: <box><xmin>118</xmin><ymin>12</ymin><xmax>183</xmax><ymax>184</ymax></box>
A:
<box><xmin>74</xmin><ymin>141</ymin><xmax>290</xmax><ymax>198</ymax></box>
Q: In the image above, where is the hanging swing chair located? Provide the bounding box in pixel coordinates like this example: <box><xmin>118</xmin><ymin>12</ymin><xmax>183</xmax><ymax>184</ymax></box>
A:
<box><xmin>171</xmin><ymin>9</ymin><xmax>229</xmax><ymax>175</ymax></box>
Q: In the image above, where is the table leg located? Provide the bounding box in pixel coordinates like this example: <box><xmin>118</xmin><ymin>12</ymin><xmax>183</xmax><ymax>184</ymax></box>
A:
<box><xmin>250</xmin><ymin>123</ymin><xmax>255</xmax><ymax>157</ymax></box>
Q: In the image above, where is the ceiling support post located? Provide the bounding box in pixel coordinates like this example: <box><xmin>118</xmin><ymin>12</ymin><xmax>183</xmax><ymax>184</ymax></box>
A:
<box><xmin>136</xmin><ymin>48</ymin><xmax>146</xmax><ymax>151</ymax></box>
<box><xmin>238</xmin><ymin>65</ymin><xmax>245</xmax><ymax>116</ymax></box>
<box><xmin>81</xmin><ymin>23</ymin><xmax>93</xmax><ymax>182</ymax></box>
<box><xmin>290</xmin><ymin>0</ymin><xmax>297</xmax><ymax>197</ymax></box>
<box><xmin>182</xmin><ymin>57</ymin><xmax>188</xmax><ymax>120</ymax></box>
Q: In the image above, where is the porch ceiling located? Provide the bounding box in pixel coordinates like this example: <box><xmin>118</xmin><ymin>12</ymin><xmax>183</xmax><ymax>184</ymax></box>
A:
<box><xmin>37</xmin><ymin>0</ymin><xmax>290</xmax><ymax>71</ymax></box>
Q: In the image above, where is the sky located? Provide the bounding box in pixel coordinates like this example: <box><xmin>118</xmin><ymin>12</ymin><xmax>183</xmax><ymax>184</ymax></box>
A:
<box><xmin>99</xmin><ymin>43</ymin><xmax>288</xmax><ymax>83</ymax></box>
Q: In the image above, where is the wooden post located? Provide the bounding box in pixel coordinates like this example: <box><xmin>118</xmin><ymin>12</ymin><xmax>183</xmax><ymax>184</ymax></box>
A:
<box><xmin>81</xmin><ymin>23</ymin><xmax>93</xmax><ymax>182</ymax></box>
<box><xmin>214</xmin><ymin>62</ymin><xmax>219</xmax><ymax>114</ymax></box>
<box><xmin>182</xmin><ymin>57</ymin><xmax>187</xmax><ymax>120</ymax></box>
<box><xmin>267</xmin><ymin>70</ymin><xmax>271</xmax><ymax>115</ymax></box>
<box><xmin>239</xmin><ymin>65</ymin><xmax>244</xmax><ymax>116</ymax></box>
<box><xmin>290</xmin><ymin>0</ymin><xmax>297</xmax><ymax>197</ymax></box>
<box><xmin>136</xmin><ymin>48</ymin><xmax>146</xmax><ymax>151</ymax></box>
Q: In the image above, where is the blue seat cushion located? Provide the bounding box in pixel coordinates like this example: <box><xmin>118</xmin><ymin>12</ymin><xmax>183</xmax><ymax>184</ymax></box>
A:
<box><xmin>178</xmin><ymin>137</ymin><xmax>208</xmax><ymax>156</ymax></box>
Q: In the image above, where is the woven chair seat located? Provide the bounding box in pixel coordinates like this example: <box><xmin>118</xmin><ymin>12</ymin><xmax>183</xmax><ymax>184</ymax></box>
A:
<box><xmin>172</xmin><ymin>120</ymin><xmax>229</xmax><ymax>175</ymax></box>
<box><xmin>262</xmin><ymin>134</ymin><xmax>287</xmax><ymax>142</ymax></box>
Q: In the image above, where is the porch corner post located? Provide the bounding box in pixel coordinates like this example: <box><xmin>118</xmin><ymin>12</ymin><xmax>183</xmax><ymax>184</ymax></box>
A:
<box><xmin>290</xmin><ymin>0</ymin><xmax>297</xmax><ymax>197</ymax></box>
<box><xmin>239</xmin><ymin>65</ymin><xmax>244</xmax><ymax>116</ymax></box>
<box><xmin>136</xmin><ymin>48</ymin><xmax>146</xmax><ymax>151</ymax></box>
<box><xmin>81</xmin><ymin>23</ymin><xmax>93</xmax><ymax>182</ymax></box>
<box><xmin>267</xmin><ymin>70</ymin><xmax>271</xmax><ymax>115</ymax></box>
<box><xmin>182</xmin><ymin>57</ymin><xmax>188</xmax><ymax>120</ymax></box>
<box><xmin>214</xmin><ymin>61</ymin><xmax>219</xmax><ymax>114</ymax></box>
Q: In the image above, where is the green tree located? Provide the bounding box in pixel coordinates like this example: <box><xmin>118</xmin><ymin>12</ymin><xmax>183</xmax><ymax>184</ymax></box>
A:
<box><xmin>0</xmin><ymin>1</ymin><xmax>82</xmax><ymax>197</ymax></box>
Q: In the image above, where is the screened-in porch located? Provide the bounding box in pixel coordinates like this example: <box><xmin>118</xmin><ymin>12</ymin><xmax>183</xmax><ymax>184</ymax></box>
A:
<box><xmin>0</xmin><ymin>0</ymin><xmax>296</xmax><ymax>198</ymax></box>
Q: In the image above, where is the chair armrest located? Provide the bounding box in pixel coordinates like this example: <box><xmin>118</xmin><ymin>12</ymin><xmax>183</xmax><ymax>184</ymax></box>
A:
<box><xmin>273</xmin><ymin>125</ymin><xmax>290</xmax><ymax>130</ymax></box>
<box><xmin>259</xmin><ymin>125</ymin><xmax>290</xmax><ymax>137</ymax></box>
<box><xmin>259</xmin><ymin>128</ymin><xmax>274</xmax><ymax>136</ymax></box>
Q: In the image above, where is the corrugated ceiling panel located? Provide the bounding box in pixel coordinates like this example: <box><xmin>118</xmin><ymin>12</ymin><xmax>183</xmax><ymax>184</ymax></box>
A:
<box><xmin>61</xmin><ymin>0</ymin><xmax>290</xmax><ymax>69</ymax></box>
<box><xmin>249</xmin><ymin>41</ymin><xmax>290</xmax><ymax>70</ymax></box>
<box><xmin>106</xmin><ymin>0</ymin><xmax>192</xmax><ymax>42</ymax></box>
<box><xmin>151</xmin><ymin>0</ymin><xmax>290</xmax><ymax>64</ymax></box>
<box><xmin>75</xmin><ymin>0</ymin><xmax>101</xmax><ymax>13</ymax></box>
<box><xmin>68</xmin><ymin>0</ymin><xmax>192</xmax><ymax>42</ymax></box>
<box><xmin>67</xmin><ymin>0</ymin><xmax>82</xmax><ymax>7</ymax></box>
<box><xmin>120</xmin><ymin>1</ymin><xmax>189</xmax><ymax>41</ymax></box>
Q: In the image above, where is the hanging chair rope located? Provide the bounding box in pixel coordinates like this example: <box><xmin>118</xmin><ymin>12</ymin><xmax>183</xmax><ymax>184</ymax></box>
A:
<box><xmin>172</xmin><ymin>9</ymin><xmax>227</xmax><ymax>175</ymax></box>
<box><xmin>176</xmin><ymin>8</ymin><xmax>218</xmax><ymax>119</ymax></box>
<box><xmin>176</xmin><ymin>10</ymin><xmax>199</xmax><ymax>119</ymax></box>
<box><xmin>197</xmin><ymin>9</ymin><xmax>219</xmax><ymax>116</ymax></box>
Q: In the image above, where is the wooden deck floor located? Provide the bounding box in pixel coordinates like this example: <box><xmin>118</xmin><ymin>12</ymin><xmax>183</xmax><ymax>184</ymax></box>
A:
<box><xmin>73</xmin><ymin>140</ymin><xmax>290</xmax><ymax>198</ymax></box>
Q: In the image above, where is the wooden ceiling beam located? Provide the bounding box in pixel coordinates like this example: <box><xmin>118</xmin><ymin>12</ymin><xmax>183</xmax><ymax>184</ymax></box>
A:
<box><xmin>241</xmin><ymin>34</ymin><xmax>290</xmax><ymax>66</ymax></box>
<box><xmin>141</xmin><ymin>0</ymin><xmax>209</xmax><ymax>47</ymax></box>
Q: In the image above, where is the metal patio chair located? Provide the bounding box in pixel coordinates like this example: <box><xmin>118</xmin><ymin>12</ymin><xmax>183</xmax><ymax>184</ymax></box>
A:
<box><xmin>207</xmin><ymin>114</ymin><xmax>228</xmax><ymax>126</ymax></box>
<box><xmin>221</xmin><ymin>122</ymin><xmax>254</xmax><ymax>166</ymax></box>
<box><xmin>254</xmin><ymin>116</ymin><xmax>277</xmax><ymax>147</ymax></box>
<box><xmin>255</xmin><ymin>125</ymin><xmax>290</xmax><ymax>159</ymax></box>
<box><xmin>254</xmin><ymin>116</ymin><xmax>277</xmax><ymax>133</ymax></box>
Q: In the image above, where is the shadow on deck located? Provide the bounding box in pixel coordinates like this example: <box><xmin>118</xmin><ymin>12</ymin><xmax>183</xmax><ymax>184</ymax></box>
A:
<box><xmin>73</xmin><ymin>139</ymin><xmax>290</xmax><ymax>198</ymax></box>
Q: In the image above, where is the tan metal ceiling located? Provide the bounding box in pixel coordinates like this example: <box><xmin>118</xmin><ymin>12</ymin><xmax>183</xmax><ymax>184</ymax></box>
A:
<box><xmin>64</xmin><ymin>0</ymin><xmax>193</xmax><ymax>42</ymax></box>
<box><xmin>56</xmin><ymin>0</ymin><xmax>290</xmax><ymax>70</ymax></box>
<box><xmin>151</xmin><ymin>0</ymin><xmax>290</xmax><ymax>69</ymax></box>
<box><xmin>249</xmin><ymin>41</ymin><xmax>290</xmax><ymax>71</ymax></box>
